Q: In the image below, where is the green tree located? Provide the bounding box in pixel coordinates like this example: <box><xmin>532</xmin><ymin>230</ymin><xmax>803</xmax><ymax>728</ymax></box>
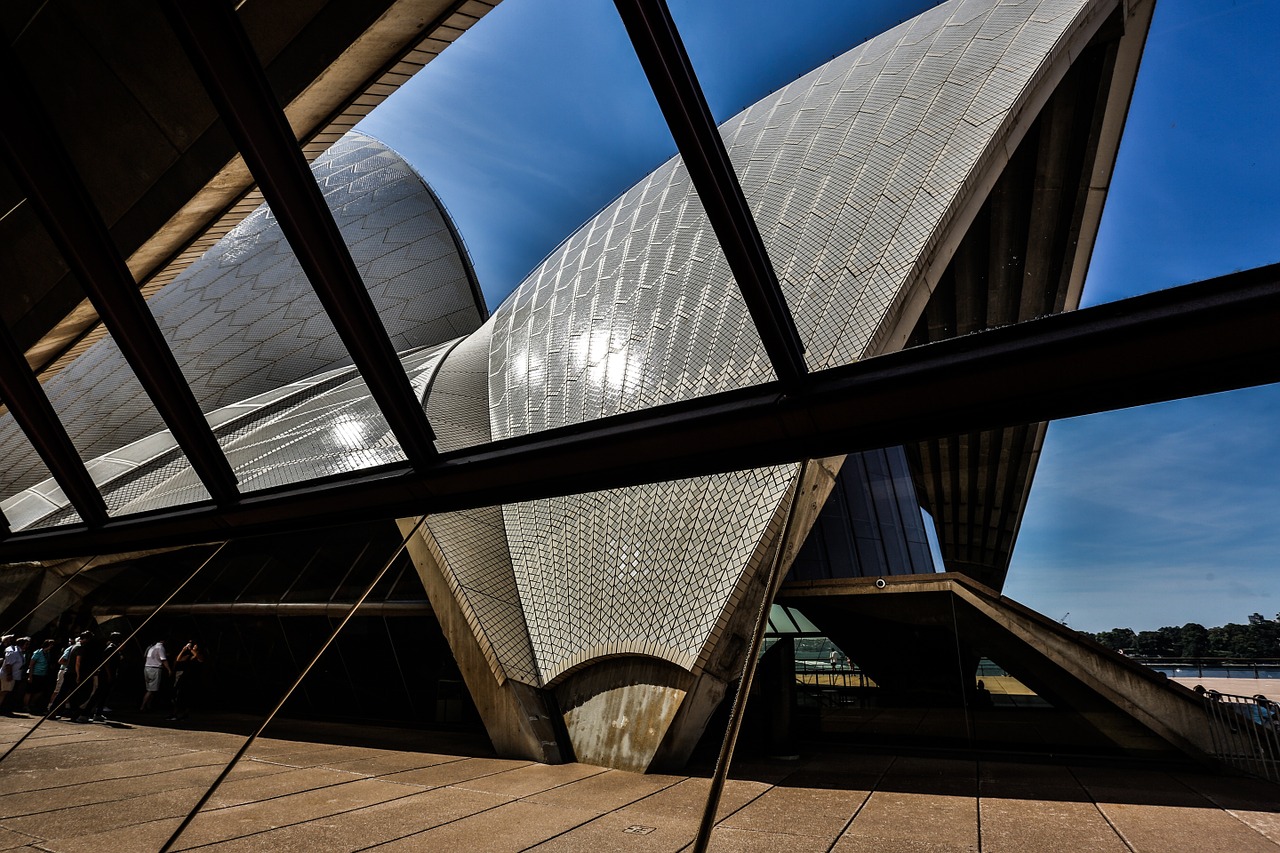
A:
<box><xmin>1081</xmin><ymin>614</ymin><xmax>1280</xmax><ymax>659</ymax></box>
<box><xmin>1244</xmin><ymin>615</ymin><xmax>1280</xmax><ymax>657</ymax></box>
<box><xmin>1094</xmin><ymin>628</ymin><xmax>1137</xmax><ymax>652</ymax></box>
<box><xmin>1179</xmin><ymin>623</ymin><xmax>1209</xmax><ymax>657</ymax></box>
<box><xmin>1134</xmin><ymin>630</ymin><xmax>1164</xmax><ymax>656</ymax></box>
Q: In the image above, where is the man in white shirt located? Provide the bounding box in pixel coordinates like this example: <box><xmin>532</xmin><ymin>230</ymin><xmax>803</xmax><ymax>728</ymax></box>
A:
<box><xmin>141</xmin><ymin>640</ymin><xmax>171</xmax><ymax>712</ymax></box>
<box><xmin>1</xmin><ymin>636</ymin><xmax>30</xmax><ymax>716</ymax></box>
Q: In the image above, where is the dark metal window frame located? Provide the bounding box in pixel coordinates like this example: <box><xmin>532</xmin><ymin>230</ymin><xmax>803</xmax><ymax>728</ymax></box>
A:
<box><xmin>0</xmin><ymin>259</ymin><xmax>1276</xmax><ymax>561</ymax></box>
<box><xmin>0</xmin><ymin>0</ymin><xmax>1275</xmax><ymax>567</ymax></box>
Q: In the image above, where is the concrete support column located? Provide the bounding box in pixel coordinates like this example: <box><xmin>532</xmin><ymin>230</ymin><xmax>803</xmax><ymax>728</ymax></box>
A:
<box><xmin>399</xmin><ymin>520</ymin><xmax>567</xmax><ymax>764</ymax></box>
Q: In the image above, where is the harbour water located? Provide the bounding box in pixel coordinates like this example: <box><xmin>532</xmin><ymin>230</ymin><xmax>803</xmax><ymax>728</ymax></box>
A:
<box><xmin>1150</xmin><ymin>664</ymin><xmax>1280</xmax><ymax>679</ymax></box>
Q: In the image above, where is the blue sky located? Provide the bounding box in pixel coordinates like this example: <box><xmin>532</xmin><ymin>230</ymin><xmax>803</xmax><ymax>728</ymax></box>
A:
<box><xmin>360</xmin><ymin>0</ymin><xmax>1280</xmax><ymax>633</ymax></box>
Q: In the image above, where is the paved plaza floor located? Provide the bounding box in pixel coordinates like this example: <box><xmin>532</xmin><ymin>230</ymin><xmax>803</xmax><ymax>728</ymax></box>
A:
<box><xmin>0</xmin><ymin>713</ymin><xmax>1276</xmax><ymax>852</ymax></box>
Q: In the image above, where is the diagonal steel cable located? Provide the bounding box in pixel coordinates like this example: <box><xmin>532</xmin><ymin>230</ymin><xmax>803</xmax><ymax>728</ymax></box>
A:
<box><xmin>158</xmin><ymin>515</ymin><xmax>427</xmax><ymax>853</ymax></box>
<box><xmin>949</xmin><ymin>593</ymin><xmax>974</xmax><ymax>748</ymax></box>
<box><xmin>0</xmin><ymin>541</ymin><xmax>228</xmax><ymax>765</ymax></box>
<box><xmin>691</xmin><ymin>468</ymin><xmax>805</xmax><ymax>853</ymax></box>
<box><xmin>4</xmin><ymin>554</ymin><xmax>95</xmax><ymax>636</ymax></box>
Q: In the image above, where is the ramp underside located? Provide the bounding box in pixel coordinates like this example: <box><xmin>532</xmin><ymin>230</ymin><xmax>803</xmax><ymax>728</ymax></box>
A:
<box><xmin>779</xmin><ymin>574</ymin><xmax>1215</xmax><ymax>761</ymax></box>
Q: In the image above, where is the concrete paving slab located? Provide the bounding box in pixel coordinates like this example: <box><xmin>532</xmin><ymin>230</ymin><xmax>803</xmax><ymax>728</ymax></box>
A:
<box><xmin>704</xmin><ymin>826</ymin><xmax>834</xmax><ymax>852</ymax></box>
<box><xmin>32</xmin><ymin>816</ymin><xmax>184</xmax><ymax>853</ymax></box>
<box><xmin>1070</xmin><ymin>766</ymin><xmax>1211</xmax><ymax>807</ymax></box>
<box><xmin>523</xmin><ymin>809</ymin><xmax>699</xmax><ymax>853</ymax></box>
<box><xmin>204</xmin><ymin>764</ymin><xmax>376</xmax><ymax>809</ymax></box>
<box><xmin>1094</xmin><ymin>801</ymin><xmax>1280</xmax><ymax>853</ymax></box>
<box><xmin>1174</xmin><ymin>772</ymin><xmax>1280</xmax><ymax>845</ymax></box>
<box><xmin>719</xmin><ymin>757</ymin><xmax>804</xmax><ymax>785</ymax></box>
<box><xmin>798</xmin><ymin>750</ymin><xmax>895</xmax><ymax>776</ymax></box>
<box><xmin>979</xmin><ymin>760</ymin><xmax>1083</xmax><ymax>786</ymax></box>
<box><xmin>0</xmin><ymin>748</ymin><xmax>227</xmax><ymax>795</ymax></box>
<box><xmin>845</xmin><ymin>791</ymin><xmax>979</xmax><ymax>849</ymax></box>
<box><xmin>777</xmin><ymin>768</ymin><xmax>885</xmax><ymax>792</ymax></box>
<box><xmin>831</xmin><ymin>832</ymin><xmax>980</xmax><ymax>852</ymax></box>
<box><xmin>888</xmin><ymin>756</ymin><xmax>978</xmax><ymax>776</ymax></box>
<box><xmin>978</xmin><ymin>762</ymin><xmax>1092</xmax><ymax>803</ymax></box>
<box><xmin>1225</xmin><ymin>810</ymin><xmax>1280</xmax><ymax>847</ymax></box>
<box><xmin>379</xmin><ymin>798</ymin><xmax>600</xmax><ymax>852</ymax></box>
<box><xmin>2</xmin><ymin>733</ymin><xmax>192</xmax><ymax>773</ymax></box>
<box><xmin>2</xmin><ymin>726</ymin><xmax>102</xmax><ymax>748</ymax></box>
<box><xmin>453</xmin><ymin>761</ymin><xmax>609</xmax><ymax>799</ymax></box>
<box><xmin>0</xmin><ymin>828</ymin><xmax>38</xmax><ymax>851</ymax></box>
<box><xmin>523</xmin><ymin>769</ymin><xmax>682</xmax><ymax>812</ymax></box>
<box><xmin>720</xmin><ymin>783</ymin><xmax>868</xmax><ymax>838</ymax></box>
<box><xmin>0</xmin><ymin>787</ymin><xmax>201</xmax><ymax>841</ymax></box>
<box><xmin>378</xmin><ymin>756</ymin><xmax>532</xmax><ymax>788</ymax></box>
<box><xmin>184</xmin><ymin>786</ymin><xmax>511</xmax><ymax>852</ymax></box>
<box><xmin>132</xmin><ymin>725</ymin><xmax>245</xmax><ymax>753</ymax></box>
<box><xmin>1</xmin><ymin>716</ymin><xmax>1277</xmax><ymax>852</ymax></box>
<box><xmin>877</xmin><ymin>774</ymin><xmax>979</xmax><ymax>799</ymax></box>
<box><xmin>979</xmin><ymin>797</ymin><xmax>1129</xmax><ymax>852</ymax></box>
<box><xmin>610</xmin><ymin>777</ymin><xmax>769</xmax><ymax>824</ymax></box>
<box><xmin>880</xmin><ymin>755</ymin><xmax>979</xmax><ymax>798</ymax></box>
<box><xmin>0</xmin><ymin>765</ymin><xmax>224</xmax><ymax>819</ymax></box>
<box><xmin>241</xmin><ymin>742</ymin><xmax>379</xmax><ymax>768</ymax></box>
<box><xmin>315</xmin><ymin>750</ymin><xmax>466</xmax><ymax>776</ymax></box>
<box><xmin>175</xmin><ymin>777</ymin><xmax>420</xmax><ymax>848</ymax></box>
<box><xmin>1174</xmin><ymin>771</ymin><xmax>1280</xmax><ymax>812</ymax></box>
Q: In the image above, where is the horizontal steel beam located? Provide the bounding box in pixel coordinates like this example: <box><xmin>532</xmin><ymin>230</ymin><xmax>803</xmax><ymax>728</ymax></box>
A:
<box><xmin>93</xmin><ymin>601</ymin><xmax>432</xmax><ymax>618</ymax></box>
<box><xmin>1</xmin><ymin>262</ymin><xmax>1278</xmax><ymax>561</ymax></box>
<box><xmin>159</xmin><ymin>0</ymin><xmax>440</xmax><ymax>472</ymax></box>
<box><xmin>614</xmin><ymin>0</ymin><xmax>808</xmax><ymax>385</ymax></box>
<box><xmin>0</xmin><ymin>43</ymin><xmax>241</xmax><ymax>510</ymax></box>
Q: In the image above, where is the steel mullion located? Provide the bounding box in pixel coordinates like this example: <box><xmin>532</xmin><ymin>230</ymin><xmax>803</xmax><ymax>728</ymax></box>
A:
<box><xmin>0</xmin><ymin>45</ymin><xmax>240</xmax><ymax>509</ymax></box>
<box><xmin>613</xmin><ymin>0</ymin><xmax>807</xmax><ymax>385</ymax></box>
<box><xmin>158</xmin><ymin>0</ymin><xmax>440</xmax><ymax>471</ymax></box>
<box><xmin>0</xmin><ymin>325</ymin><xmax>107</xmax><ymax>528</ymax></box>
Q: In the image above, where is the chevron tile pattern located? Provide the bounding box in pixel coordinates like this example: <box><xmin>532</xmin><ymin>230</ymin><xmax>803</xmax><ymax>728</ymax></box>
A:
<box><xmin>441</xmin><ymin>0</ymin><xmax>1098</xmax><ymax>685</ymax></box>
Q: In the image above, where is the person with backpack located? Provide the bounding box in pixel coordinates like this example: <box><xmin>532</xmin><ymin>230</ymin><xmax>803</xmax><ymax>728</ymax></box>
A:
<box><xmin>24</xmin><ymin>638</ymin><xmax>58</xmax><ymax>715</ymax></box>
<box><xmin>72</xmin><ymin>633</ymin><xmax>103</xmax><ymax>723</ymax></box>
<box><xmin>48</xmin><ymin>633</ymin><xmax>85</xmax><ymax>720</ymax></box>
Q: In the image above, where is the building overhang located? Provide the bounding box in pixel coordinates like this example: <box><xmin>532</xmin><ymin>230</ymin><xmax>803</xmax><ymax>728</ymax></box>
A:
<box><xmin>0</xmin><ymin>0</ymin><xmax>496</xmax><ymax>378</ymax></box>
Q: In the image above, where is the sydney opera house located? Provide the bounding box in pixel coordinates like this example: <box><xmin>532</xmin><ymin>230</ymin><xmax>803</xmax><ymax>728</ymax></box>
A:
<box><xmin>0</xmin><ymin>0</ymin><xmax>1271</xmax><ymax>790</ymax></box>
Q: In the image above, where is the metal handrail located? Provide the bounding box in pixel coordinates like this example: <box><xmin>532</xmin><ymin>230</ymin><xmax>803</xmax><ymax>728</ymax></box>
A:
<box><xmin>1200</xmin><ymin>688</ymin><xmax>1280</xmax><ymax>784</ymax></box>
<box><xmin>1142</xmin><ymin>659</ymin><xmax>1280</xmax><ymax>679</ymax></box>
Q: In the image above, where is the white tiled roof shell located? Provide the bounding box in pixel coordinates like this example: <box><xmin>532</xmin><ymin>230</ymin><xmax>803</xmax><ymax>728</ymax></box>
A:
<box><xmin>0</xmin><ymin>131</ymin><xmax>484</xmax><ymax>503</ymax></box>
<box><xmin>472</xmin><ymin>0</ymin><xmax>1106</xmax><ymax>686</ymax></box>
<box><xmin>110</xmin><ymin>341</ymin><xmax>458</xmax><ymax>516</ymax></box>
<box><xmin>4</xmin><ymin>341</ymin><xmax>459</xmax><ymax>531</ymax></box>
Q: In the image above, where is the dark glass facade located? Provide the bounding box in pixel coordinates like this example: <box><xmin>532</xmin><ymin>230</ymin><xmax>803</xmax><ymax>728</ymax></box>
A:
<box><xmin>9</xmin><ymin>522</ymin><xmax>478</xmax><ymax>728</ymax></box>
